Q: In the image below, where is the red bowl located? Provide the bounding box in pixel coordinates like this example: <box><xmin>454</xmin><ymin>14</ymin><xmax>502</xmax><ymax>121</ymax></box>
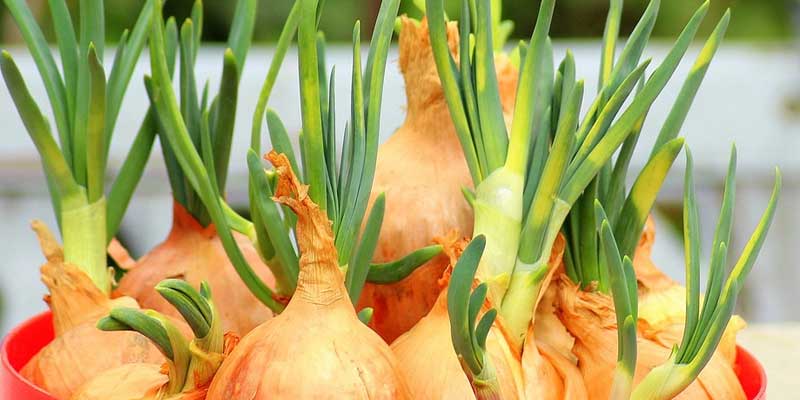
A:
<box><xmin>1</xmin><ymin>311</ymin><xmax>54</xmax><ymax>400</ymax></box>
<box><xmin>1</xmin><ymin>311</ymin><xmax>768</xmax><ymax>399</ymax></box>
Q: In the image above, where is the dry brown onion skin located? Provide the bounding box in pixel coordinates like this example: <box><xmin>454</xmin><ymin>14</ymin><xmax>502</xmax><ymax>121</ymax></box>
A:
<box><xmin>357</xmin><ymin>16</ymin><xmax>519</xmax><ymax>343</ymax></box>
<box><xmin>554</xmin><ymin>274</ymin><xmax>745</xmax><ymax>400</ymax></box>
<box><xmin>114</xmin><ymin>202</ymin><xmax>275</xmax><ymax>336</ymax></box>
<box><xmin>205</xmin><ymin>152</ymin><xmax>410</xmax><ymax>399</ymax></box>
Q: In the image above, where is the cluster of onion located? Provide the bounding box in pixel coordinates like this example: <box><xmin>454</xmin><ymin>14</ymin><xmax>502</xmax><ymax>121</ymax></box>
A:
<box><xmin>4</xmin><ymin>0</ymin><xmax>783</xmax><ymax>397</ymax></box>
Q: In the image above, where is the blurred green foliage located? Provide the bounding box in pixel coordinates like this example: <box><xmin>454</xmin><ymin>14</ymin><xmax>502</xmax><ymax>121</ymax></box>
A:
<box><xmin>0</xmin><ymin>0</ymin><xmax>795</xmax><ymax>44</ymax></box>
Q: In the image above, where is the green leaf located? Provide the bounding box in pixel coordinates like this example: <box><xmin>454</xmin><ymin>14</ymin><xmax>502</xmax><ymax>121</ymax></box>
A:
<box><xmin>346</xmin><ymin>194</ymin><xmax>385</xmax><ymax>304</ymax></box>
<box><xmin>335</xmin><ymin>0</ymin><xmax>399</xmax><ymax>266</ymax></box>
<box><xmin>211</xmin><ymin>49</ymin><xmax>240</xmax><ymax>193</ymax></box>
<box><xmin>79</xmin><ymin>0</ymin><xmax>105</xmax><ymax>59</ymax></box>
<box><xmin>99</xmin><ymin>308</ymin><xmax>172</xmax><ymax>360</ymax></box>
<box><xmin>604</xmin><ymin>0</ymin><xmax>659</xmax><ymax>101</ymax></box>
<box><xmin>426</xmin><ymin>0</ymin><xmax>482</xmax><ymax>183</ymax></box>
<box><xmin>651</xmin><ymin>9</ymin><xmax>729</xmax><ymax>155</ymax></box>
<box><xmin>46</xmin><ymin>0</ymin><xmax>78</xmax><ymax>118</ymax></box>
<box><xmin>614</xmin><ymin>137</ymin><xmax>684</xmax><ymax>258</ymax></box>
<box><xmin>298</xmin><ymin>0</ymin><xmax>326</xmax><ymax>209</ymax></box>
<box><xmin>357</xmin><ymin>307</ymin><xmax>374</xmax><ymax>325</ymax></box>
<box><xmin>148</xmin><ymin>1</ymin><xmax>283</xmax><ymax>313</ymax></box>
<box><xmin>517</xmin><ymin>81</ymin><xmax>582</xmax><ymax>264</ymax></box>
<box><xmin>448</xmin><ymin>235</ymin><xmax>487</xmax><ymax>374</ymax></box>
<box><xmin>155</xmin><ymin>279</ymin><xmax>212</xmax><ymax>338</ymax></box>
<box><xmin>250</xmin><ymin>0</ymin><xmax>301</xmax><ymax>152</ymax></box>
<box><xmin>106</xmin><ymin>0</ymin><xmax>156</xmax><ymax>149</ymax></box>
<box><xmin>4</xmin><ymin>0</ymin><xmax>73</xmax><ymax>163</ymax></box>
<box><xmin>505</xmin><ymin>0</ymin><xmax>555</xmax><ymax>175</ymax></box>
<box><xmin>0</xmin><ymin>52</ymin><xmax>80</xmax><ymax>201</ymax></box>
<box><xmin>106</xmin><ymin>111</ymin><xmax>157</xmax><ymax>240</ymax></box>
<box><xmin>572</xmin><ymin>60</ymin><xmax>651</xmax><ymax>167</ymax></box>
<box><xmin>246</xmin><ymin>150</ymin><xmax>299</xmax><ymax>294</ymax></box>
<box><xmin>227</xmin><ymin>0</ymin><xmax>257</xmax><ymax>68</ymax></box>
<box><xmin>366</xmin><ymin>245</ymin><xmax>443</xmax><ymax>284</ymax></box>
<box><xmin>675</xmin><ymin>148</ymin><xmax>700</xmax><ymax>363</ymax></box>
<box><xmin>598</xmin><ymin>0</ymin><xmax>622</xmax><ymax>89</ymax></box>
<box><xmin>474</xmin><ymin>0</ymin><xmax>508</xmax><ymax>171</ymax></box>
<box><xmin>200</xmin><ymin>111</ymin><xmax>219</xmax><ymax>196</ymax></box>
<box><xmin>266</xmin><ymin>109</ymin><xmax>300</xmax><ymax>176</ymax></box>
<box><xmin>85</xmin><ymin>45</ymin><xmax>107</xmax><ymax>203</ymax></box>
<box><xmin>562</xmin><ymin>2</ymin><xmax>709</xmax><ymax>206</ymax></box>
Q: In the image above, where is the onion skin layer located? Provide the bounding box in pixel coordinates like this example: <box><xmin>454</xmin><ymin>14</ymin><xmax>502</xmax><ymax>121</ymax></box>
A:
<box><xmin>206</xmin><ymin>153</ymin><xmax>410</xmax><ymax>400</ymax></box>
<box><xmin>21</xmin><ymin>222</ymin><xmax>169</xmax><ymax>400</ymax></box>
<box><xmin>392</xmin><ymin>287</ymin><xmax>525</xmax><ymax>400</ymax></box>
<box><xmin>554</xmin><ymin>274</ymin><xmax>745</xmax><ymax>400</ymax></box>
<box><xmin>357</xmin><ymin>16</ymin><xmax>518</xmax><ymax>343</ymax></box>
<box><xmin>115</xmin><ymin>202</ymin><xmax>276</xmax><ymax>335</ymax></box>
<box><xmin>70</xmin><ymin>363</ymin><xmax>168</xmax><ymax>400</ymax></box>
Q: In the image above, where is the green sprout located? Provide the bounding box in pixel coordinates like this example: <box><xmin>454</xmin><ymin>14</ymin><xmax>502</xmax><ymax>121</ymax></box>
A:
<box><xmin>1</xmin><ymin>0</ymin><xmax>158</xmax><ymax>294</ymax></box>
<box><xmin>594</xmin><ymin>146</ymin><xmax>781</xmax><ymax>400</ymax></box>
<box><xmin>426</xmin><ymin>0</ymin><xmax>729</xmax><ymax>349</ymax></box>
<box><xmin>447</xmin><ymin>236</ymin><xmax>501</xmax><ymax>400</ymax></box>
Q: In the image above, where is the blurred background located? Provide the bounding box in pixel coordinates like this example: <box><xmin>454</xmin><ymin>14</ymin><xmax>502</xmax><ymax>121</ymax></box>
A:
<box><xmin>0</xmin><ymin>0</ymin><xmax>798</xmax><ymax>336</ymax></box>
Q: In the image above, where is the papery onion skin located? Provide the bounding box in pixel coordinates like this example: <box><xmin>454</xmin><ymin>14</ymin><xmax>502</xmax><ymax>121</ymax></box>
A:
<box><xmin>357</xmin><ymin>16</ymin><xmax>518</xmax><ymax>343</ymax></box>
<box><xmin>554</xmin><ymin>274</ymin><xmax>745</xmax><ymax>400</ymax></box>
<box><xmin>21</xmin><ymin>222</ymin><xmax>170</xmax><ymax>400</ymax></box>
<box><xmin>206</xmin><ymin>152</ymin><xmax>410</xmax><ymax>400</ymax></box>
<box><xmin>524</xmin><ymin>235</ymin><xmax>588</xmax><ymax>400</ymax></box>
<box><xmin>114</xmin><ymin>202</ymin><xmax>276</xmax><ymax>335</ymax></box>
<box><xmin>70</xmin><ymin>363</ymin><xmax>167</xmax><ymax>400</ymax></box>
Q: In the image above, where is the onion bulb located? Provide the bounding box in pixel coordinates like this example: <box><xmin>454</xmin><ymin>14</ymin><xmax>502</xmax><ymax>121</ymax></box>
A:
<box><xmin>113</xmin><ymin>202</ymin><xmax>276</xmax><ymax>335</ymax></box>
<box><xmin>206</xmin><ymin>152</ymin><xmax>410</xmax><ymax>399</ymax></box>
<box><xmin>391</xmin><ymin>232</ymin><xmax>524</xmax><ymax>399</ymax></box>
<box><xmin>553</xmin><ymin>274</ymin><xmax>745</xmax><ymax>400</ymax></box>
<box><xmin>358</xmin><ymin>16</ymin><xmax>519</xmax><ymax>343</ymax></box>
<box><xmin>21</xmin><ymin>221</ymin><xmax>168</xmax><ymax>400</ymax></box>
<box><xmin>71</xmin><ymin>327</ymin><xmax>239</xmax><ymax>400</ymax></box>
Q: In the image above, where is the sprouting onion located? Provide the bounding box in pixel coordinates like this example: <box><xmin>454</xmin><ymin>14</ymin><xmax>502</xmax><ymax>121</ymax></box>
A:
<box><xmin>1</xmin><ymin>0</ymin><xmax>157</xmax><ymax>294</ymax></box>
<box><xmin>595</xmin><ymin>146</ymin><xmax>781</xmax><ymax>400</ymax></box>
<box><xmin>95</xmin><ymin>279</ymin><xmax>226</xmax><ymax>396</ymax></box>
<box><xmin>426</xmin><ymin>0</ymin><xmax>726</xmax><ymax>348</ymax></box>
<box><xmin>563</xmin><ymin>0</ymin><xmax>732</xmax><ymax>293</ymax></box>
<box><xmin>148</xmin><ymin>0</ymin><xmax>435</xmax><ymax>315</ymax></box>
<box><xmin>447</xmin><ymin>235</ymin><xmax>502</xmax><ymax>400</ymax></box>
<box><xmin>144</xmin><ymin>0</ymin><xmax>258</xmax><ymax>227</ymax></box>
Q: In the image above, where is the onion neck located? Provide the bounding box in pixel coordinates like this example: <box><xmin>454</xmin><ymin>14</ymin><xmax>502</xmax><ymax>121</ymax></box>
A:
<box><xmin>398</xmin><ymin>16</ymin><xmax>462</xmax><ymax>144</ymax></box>
<box><xmin>270</xmin><ymin>151</ymin><xmax>345</xmax><ymax>305</ymax></box>
<box><xmin>472</xmin><ymin>166</ymin><xmax>524</xmax><ymax>307</ymax></box>
<box><xmin>61</xmin><ymin>194</ymin><xmax>110</xmax><ymax>295</ymax></box>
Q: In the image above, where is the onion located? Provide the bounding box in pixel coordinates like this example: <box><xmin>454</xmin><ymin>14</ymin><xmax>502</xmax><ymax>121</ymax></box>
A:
<box><xmin>21</xmin><ymin>222</ymin><xmax>168</xmax><ymax>400</ymax></box>
<box><xmin>114</xmin><ymin>202</ymin><xmax>276</xmax><ymax>335</ymax></box>
<box><xmin>358</xmin><ymin>16</ymin><xmax>518</xmax><ymax>343</ymax></box>
<box><xmin>553</xmin><ymin>274</ymin><xmax>745</xmax><ymax>400</ymax></box>
<box><xmin>206</xmin><ymin>153</ymin><xmax>410</xmax><ymax>399</ymax></box>
<box><xmin>390</xmin><ymin>233</ymin><xmax>524</xmax><ymax>399</ymax></box>
<box><xmin>72</xmin><ymin>331</ymin><xmax>238</xmax><ymax>400</ymax></box>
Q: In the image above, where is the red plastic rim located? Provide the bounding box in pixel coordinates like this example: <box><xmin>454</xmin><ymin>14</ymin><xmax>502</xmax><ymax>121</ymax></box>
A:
<box><xmin>1</xmin><ymin>311</ymin><xmax>55</xmax><ymax>400</ymax></box>
<box><xmin>1</xmin><ymin>311</ymin><xmax>768</xmax><ymax>399</ymax></box>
